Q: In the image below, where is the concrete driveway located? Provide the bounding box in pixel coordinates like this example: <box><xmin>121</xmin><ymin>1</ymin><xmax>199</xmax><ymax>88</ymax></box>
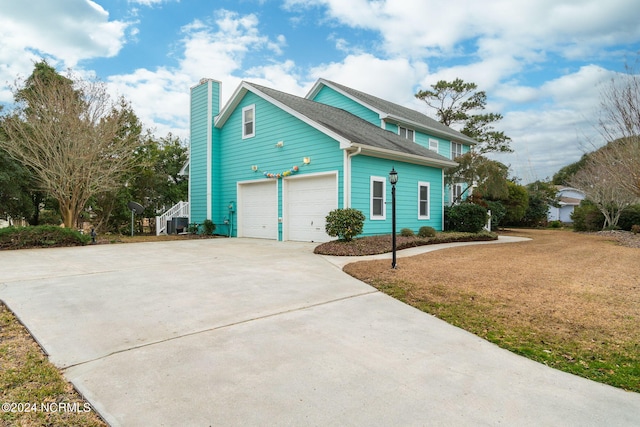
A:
<box><xmin>1</xmin><ymin>237</ymin><xmax>639</xmax><ymax>426</ymax></box>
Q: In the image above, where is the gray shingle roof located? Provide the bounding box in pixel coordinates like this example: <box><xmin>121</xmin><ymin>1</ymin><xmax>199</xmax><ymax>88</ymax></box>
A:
<box><xmin>247</xmin><ymin>82</ymin><xmax>457</xmax><ymax>166</ymax></box>
<box><xmin>318</xmin><ymin>79</ymin><xmax>478</xmax><ymax>146</ymax></box>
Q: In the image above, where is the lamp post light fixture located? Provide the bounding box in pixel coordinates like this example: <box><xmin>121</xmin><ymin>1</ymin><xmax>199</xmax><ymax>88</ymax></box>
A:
<box><xmin>389</xmin><ymin>167</ymin><xmax>398</xmax><ymax>269</ymax></box>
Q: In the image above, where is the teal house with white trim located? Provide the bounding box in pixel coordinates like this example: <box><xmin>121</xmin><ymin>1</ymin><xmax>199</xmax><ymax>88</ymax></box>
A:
<box><xmin>188</xmin><ymin>78</ymin><xmax>475</xmax><ymax>242</ymax></box>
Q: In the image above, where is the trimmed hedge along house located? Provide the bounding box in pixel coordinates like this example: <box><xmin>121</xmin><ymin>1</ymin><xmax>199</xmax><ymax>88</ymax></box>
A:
<box><xmin>189</xmin><ymin>78</ymin><xmax>476</xmax><ymax>242</ymax></box>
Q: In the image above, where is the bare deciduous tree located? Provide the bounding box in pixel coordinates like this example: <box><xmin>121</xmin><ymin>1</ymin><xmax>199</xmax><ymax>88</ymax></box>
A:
<box><xmin>569</xmin><ymin>150</ymin><xmax>637</xmax><ymax>229</ymax></box>
<box><xmin>597</xmin><ymin>62</ymin><xmax>640</xmax><ymax>197</ymax></box>
<box><xmin>0</xmin><ymin>62</ymin><xmax>141</xmax><ymax>228</ymax></box>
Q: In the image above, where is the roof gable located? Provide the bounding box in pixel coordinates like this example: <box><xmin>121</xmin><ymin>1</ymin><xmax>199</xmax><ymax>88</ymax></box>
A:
<box><xmin>307</xmin><ymin>79</ymin><xmax>478</xmax><ymax>146</ymax></box>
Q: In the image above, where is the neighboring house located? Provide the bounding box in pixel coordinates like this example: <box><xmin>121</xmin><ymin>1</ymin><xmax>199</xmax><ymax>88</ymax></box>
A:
<box><xmin>548</xmin><ymin>186</ymin><xmax>585</xmax><ymax>223</ymax></box>
<box><xmin>188</xmin><ymin>77</ymin><xmax>477</xmax><ymax>242</ymax></box>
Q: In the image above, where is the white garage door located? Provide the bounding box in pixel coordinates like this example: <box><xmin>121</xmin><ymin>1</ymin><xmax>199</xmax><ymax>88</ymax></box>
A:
<box><xmin>238</xmin><ymin>180</ymin><xmax>278</xmax><ymax>239</ymax></box>
<box><xmin>285</xmin><ymin>174</ymin><xmax>337</xmax><ymax>242</ymax></box>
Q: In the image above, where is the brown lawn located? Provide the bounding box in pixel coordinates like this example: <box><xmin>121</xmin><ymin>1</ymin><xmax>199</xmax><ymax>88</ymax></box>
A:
<box><xmin>343</xmin><ymin>229</ymin><xmax>640</xmax><ymax>392</ymax></box>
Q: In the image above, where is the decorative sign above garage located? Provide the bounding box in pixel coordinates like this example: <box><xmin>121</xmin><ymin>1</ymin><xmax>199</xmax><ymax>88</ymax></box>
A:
<box><xmin>262</xmin><ymin>165</ymin><xmax>300</xmax><ymax>179</ymax></box>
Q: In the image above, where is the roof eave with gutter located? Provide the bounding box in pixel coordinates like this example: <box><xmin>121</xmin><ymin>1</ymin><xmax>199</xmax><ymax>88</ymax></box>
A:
<box><xmin>348</xmin><ymin>143</ymin><xmax>458</xmax><ymax>169</ymax></box>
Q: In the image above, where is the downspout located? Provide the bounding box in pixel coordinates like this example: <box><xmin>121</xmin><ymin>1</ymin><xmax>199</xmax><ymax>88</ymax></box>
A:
<box><xmin>345</xmin><ymin>146</ymin><xmax>362</xmax><ymax>208</ymax></box>
<box><xmin>441</xmin><ymin>169</ymin><xmax>445</xmax><ymax>231</ymax></box>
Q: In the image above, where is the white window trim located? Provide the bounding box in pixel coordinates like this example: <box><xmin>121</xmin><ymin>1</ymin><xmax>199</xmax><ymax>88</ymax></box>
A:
<box><xmin>429</xmin><ymin>138</ymin><xmax>439</xmax><ymax>152</ymax></box>
<box><xmin>242</xmin><ymin>104</ymin><xmax>255</xmax><ymax>139</ymax></box>
<box><xmin>370</xmin><ymin>176</ymin><xmax>386</xmax><ymax>220</ymax></box>
<box><xmin>398</xmin><ymin>126</ymin><xmax>415</xmax><ymax>142</ymax></box>
<box><xmin>451</xmin><ymin>142</ymin><xmax>463</xmax><ymax>159</ymax></box>
<box><xmin>418</xmin><ymin>181</ymin><xmax>430</xmax><ymax>220</ymax></box>
<box><xmin>451</xmin><ymin>183</ymin><xmax>463</xmax><ymax>205</ymax></box>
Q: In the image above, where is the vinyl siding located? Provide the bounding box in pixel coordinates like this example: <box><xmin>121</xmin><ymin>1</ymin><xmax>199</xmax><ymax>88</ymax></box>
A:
<box><xmin>189</xmin><ymin>82</ymin><xmax>214</xmax><ymax>224</ymax></box>
<box><xmin>214</xmin><ymin>91</ymin><xmax>345</xmax><ymax>238</ymax></box>
<box><xmin>351</xmin><ymin>155</ymin><xmax>444</xmax><ymax>235</ymax></box>
<box><xmin>385</xmin><ymin>122</ymin><xmax>455</xmax><ymax>159</ymax></box>
<box><xmin>418</xmin><ymin>134</ymin><xmax>448</xmax><ymax>158</ymax></box>
<box><xmin>311</xmin><ymin>86</ymin><xmax>381</xmax><ymax>126</ymax></box>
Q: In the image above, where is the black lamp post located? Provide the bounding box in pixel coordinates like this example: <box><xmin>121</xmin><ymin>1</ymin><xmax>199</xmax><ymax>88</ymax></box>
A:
<box><xmin>389</xmin><ymin>167</ymin><xmax>398</xmax><ymax>269</ymax></box>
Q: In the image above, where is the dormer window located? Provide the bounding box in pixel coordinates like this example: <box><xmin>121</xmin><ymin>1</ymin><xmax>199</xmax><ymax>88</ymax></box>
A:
<box><xmin>242</xmin><ymin>105</ymin><xmax>255</xmax><ymax>139</ymax></box>
<box><xmin>398</xmin><ymin>126</ymin><xmax>414</xmax><ymax>141</ymax></box>
<box><xmin>429</xmin><ymin>138</ymin><xmax>439</xmax><ymax>152</ymax></box>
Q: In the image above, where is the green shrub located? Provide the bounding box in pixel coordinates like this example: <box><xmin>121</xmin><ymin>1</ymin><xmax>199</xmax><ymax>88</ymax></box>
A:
<box><xmin>548</xmin><ymin>220</ymin><xmax>562</xmax><ymax>229</ymax></box>
<box><xmin>325</xmin><ymin>208</ymin><xmax>365</xmax><ymax>241</ymax></box>
<box><xmin>0</xmin><ymin>225</ymin><xmax>90</xmax><ymax>250</ymax></box>
<box><xmin>571</xmin><ymin>200</ymin><xmax>604</xmax><ymax>232</ymax></box>
<box><xmin>400</xmin><ymin>228</ymin><xmax>414</xmax><ymax>237</ymax></box>
<box><xmin>444</xmin><ymin>203</ymin><xmax>488</xmax><ymax>233</ymax></box>
<box><xmin>202</xmin><ymin>219</ymin><xmax>216</xmax><ymax>235</ymax></box>
<box><xmin>618</xmin><ymin>204</ymin><xmax>640</xmax><ymax>231</ymax></box>
<box><xmin>418</xmin><ymin>226</ymin><xmax>436</xmax><ymax>238</ymax></box>
<box><xmin>520</xmin><ymin>192</ymin><xmax>550</xmax><ymax>227</ymax></box>
<box><xmin>39</xmin><ymin>209</ymin><xmax>63</xmax><ymax>226</ymax></box>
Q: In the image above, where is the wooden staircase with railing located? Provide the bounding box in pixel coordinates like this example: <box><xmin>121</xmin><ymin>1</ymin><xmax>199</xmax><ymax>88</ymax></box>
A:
<box><xmin>155</xmin><ymin>201</ymin><xmax>190</xmax><ymax>235</ymax></box>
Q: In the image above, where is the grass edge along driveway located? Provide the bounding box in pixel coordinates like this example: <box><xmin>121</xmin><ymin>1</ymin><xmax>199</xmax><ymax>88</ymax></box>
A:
<box><xmin>343</xmin><ymin>229</ymin><xmax>640</xmax><ymax>393</ymax></box>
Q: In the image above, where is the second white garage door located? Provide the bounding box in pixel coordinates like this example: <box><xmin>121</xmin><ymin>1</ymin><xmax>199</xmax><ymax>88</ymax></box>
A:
<box><xmin>284</xmin><ymin>173</ymin><xmax>338</xmax><ymax>242</ymax></box>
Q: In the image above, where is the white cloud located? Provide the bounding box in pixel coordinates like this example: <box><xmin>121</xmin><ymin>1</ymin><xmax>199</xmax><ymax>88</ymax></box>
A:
<box><xmin>285</xmin><ymin>0</ymin><xmax>640</xmax><ymax>65</ymax></box>
<box><xmin>128</xmin><ymin>0</ymin><xmax>175</xmax><ymax>5</ymax></box>
<box><xmin>492</xmin><ymin>107</ymin><xmax>595</xmax><ymax>182</ymax></box>
<box><xmin>0</xmin><ymin>0</ymin><xmax>130</xmax><ymax>102</ymax></box>
<box><xmin>309</xmin><ymin>53</ymin><xmax>428</xmax><ymax>107</ymax></box>
<box><xmin>540</xmin><ymin>65</ymin><xmax>613</xmax><ymax>110</ymax></box>
<box><xmin>0</xmin><ymin>0</ymin><xmax>128</xmax><ymax>63</ymax></box>
<box><xmin>491</xmin><ymin>65</ymin><xmax>616</xmax><ymax>182</ymax></box>
<box><xmin>106</xmin><ymin>9</ymin><xmax>292</xmax><ymax>139</ymax></box>
<box><xmin>107</xmin><ymin>67</ymin><xmax>192</xmax><ymax>136</ymax></box>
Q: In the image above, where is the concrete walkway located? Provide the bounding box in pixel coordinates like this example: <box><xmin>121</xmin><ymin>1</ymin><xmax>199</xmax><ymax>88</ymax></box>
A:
<box><xmin>1</xmin><ymin>237</ymin><xmax>639</xmax><ymax>426</ymax></box>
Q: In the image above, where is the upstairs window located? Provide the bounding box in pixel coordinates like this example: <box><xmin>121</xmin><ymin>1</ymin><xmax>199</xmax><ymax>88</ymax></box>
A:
<box><xmin>429</xmin><ymin>138</ymin><xmax>439</xmax><ymax>152</ymax></box>
<box><xmin>451</xmin><ymin>142</ymin><xmax>463</xmax><ymax>159</ymax></box>
<box><xmin>242</xmin><ymin>105</ymin><xmax>255</xmax><ymax>139</ymax></box>
<box><xmin>370</xmin><ymin>177</ymin><xmax>386</xmax><ymax>220</ymax></box>
<box><xmin>398</xmin><ymin>126</ymin><xmax>414</xmax><ymax>141</ymax></box>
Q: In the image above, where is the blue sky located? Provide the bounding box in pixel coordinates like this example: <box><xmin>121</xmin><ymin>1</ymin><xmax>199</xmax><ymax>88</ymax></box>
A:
<box><xmin>1</xmin><ymin>0</ymin><xmax>639</xmax><ymax>182</ymax></box>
